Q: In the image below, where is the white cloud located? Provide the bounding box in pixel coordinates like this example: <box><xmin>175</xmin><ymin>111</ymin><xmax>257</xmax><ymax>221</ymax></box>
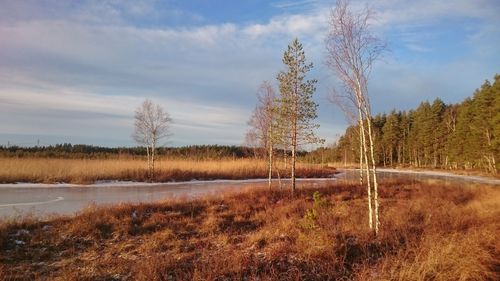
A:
<box><xmin>0</xmin><ymin>0</ymin><xmax>499</xmax><ymax>146</ymax></box>
<box><xmin>0</xmin><ymin>86</ymin><xmax>250</xmax><ymax>145</ymax></box>
<box><xmin>244</xmin><ymin>11</ymin><xmax>327</xmax><ymax>38</ymax></box>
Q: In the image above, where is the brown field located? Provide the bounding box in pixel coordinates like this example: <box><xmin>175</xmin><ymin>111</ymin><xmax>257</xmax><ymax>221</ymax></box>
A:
<box><xmin>1</xmin><ymin>180</ymin><xmax>498</xmax><ymax>280</ymax></box>
<box><xmin>0</xmin><ymin>158</ymin><xmax>335</xmax><ymax>184</ymax></box>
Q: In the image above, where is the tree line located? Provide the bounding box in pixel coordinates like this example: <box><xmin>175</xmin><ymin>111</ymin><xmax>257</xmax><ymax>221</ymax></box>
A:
<box><xmin>311</xmin><ymin>74</ymin><xmax>499</xmax><ymax>174</ymax></box>
<box><xmin>0</xmin><ymin>143</ymin><xmax>262</xmax><ymax>160</ymax></box>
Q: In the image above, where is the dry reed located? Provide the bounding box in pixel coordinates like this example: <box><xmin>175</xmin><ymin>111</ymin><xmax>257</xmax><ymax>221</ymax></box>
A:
<box><xmin>0</xmin><ymin>158</ymin><xmax>335</xmax><ymax>184</ymax></box>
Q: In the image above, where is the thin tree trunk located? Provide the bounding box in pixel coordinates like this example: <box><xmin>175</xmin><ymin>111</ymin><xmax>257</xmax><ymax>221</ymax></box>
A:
<box><xmin>284</xmin><ymin>148</ymin><xmax>288</xmax><ymax>171</ymax></box>
<box><xmin>491</xmin><ymin>154</ymin><xmax>496</xmax><ymax>174</ymax></box>
<box><xmin>276</xmin><ymin>160</ymin><xmax>282</xmax><ymax>190</ymax></box>
<box><xmin>268</xmin><ymin>126</ymin><xmax>273</xmax><ymax>189</ymax></box>
<box><xmin>151</xmin><ymin>140</ymin><xmax>156</xmax><ymax>181</ymax></box>
<box><xmin>146</xmin><ymin>145</ymin><xmax>150</xmax><ymax>181</ymax></box>
<box><xmin>358</xmin><ymin>120</ymin><xmax>363</xmax><ymax>186</ymax></box>
<box><xmin>363</xmin><ymin>105</ymin><xmax>380</xmax><ymax>235</ymax></box>
<box><xmin>359</xmin><ymin>108</ymin><xmax>373</xmax><ymax>231</ymax></box>
<box><xmin>291</xmin><ymin>138</ymin><xmax>296</xmax><ymax>196</ymax></box>
<box><xmin>485</xmin><ymin>130</ymin><xmax>497</xmax><ymax>174</ymax></box>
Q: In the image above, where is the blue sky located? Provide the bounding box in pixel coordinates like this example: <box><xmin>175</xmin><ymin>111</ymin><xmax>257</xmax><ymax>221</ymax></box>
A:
<box><xmin>0</xmin><ymin>0</ymin><xmax>499</xmax><ymax>147</ymax></box>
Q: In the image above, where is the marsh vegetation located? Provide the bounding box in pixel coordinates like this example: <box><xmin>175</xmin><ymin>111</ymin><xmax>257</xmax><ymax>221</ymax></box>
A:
<box><xmin>0</xmin><ymin>158</ymin><xmax>335</xmax><ymax>184</ymax></box>
<box><xmin>1</xmin><ymin>180</ymin><xmax>498</xmax><ymax>280</ymax></box>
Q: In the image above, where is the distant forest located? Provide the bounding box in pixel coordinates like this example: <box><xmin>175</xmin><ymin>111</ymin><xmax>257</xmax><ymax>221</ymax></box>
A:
<box><xmin>0</xmin><ymin>144</ymin><xmax>259</xmax><ymax>160</ymax></box>
<box><xmin>0</xmin><ymin>143</ymin><xmax>311</xmax><ymax>160</ymax></box>
<box><xmin>307</xmin><ymin>75</ymin><xmax>499</xmax><ymax>173</ymax></box>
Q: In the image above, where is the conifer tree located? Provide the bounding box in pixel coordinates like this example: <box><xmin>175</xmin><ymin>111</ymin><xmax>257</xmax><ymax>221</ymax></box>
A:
<box><xmin>275</xmin><ymin>38</ymin><xmax>323</xmax><ymax>195</ymax></box>
<box><xmin>492</xmin><ymin>75</ymin><xmax>500</xmax><ymax>170</ymax></box>
<box><xmin>472</xmin><ymin>81</ymin><xmax>496</xmax><ymax>172</ymax></box>
<box><xmin>382</xmin><ymin>110</ymin><xmax>400</xmax><ymax>166</ymax></box>
<box><xmin>326</xmin><ymin>74</ymin><xmax>498</xmax><ymax>173</ymax></box>
<box><xmin>430</xmin><ymin>98</ymin><xmax>446</xmax><ymax>167</ymax></box>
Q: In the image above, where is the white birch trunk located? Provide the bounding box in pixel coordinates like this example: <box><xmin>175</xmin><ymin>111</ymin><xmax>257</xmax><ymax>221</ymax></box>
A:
<box><xmin>151</xmin><ymin>138</ymin><xmax>156</xmax><ymax>181</ymax></box>
<box><xmin>358</xmin><ymin>119</ymin><xmax>364</xmax><ymax>186</ymax></box>
<box><xmin>359</xmin><ymin>112</ymin><xmax>373</xmax><ymax>231</ymax></box>
<box><xmin>146</xmin><ymin>145</ymin><xmax>150</xmax><ymax>181</ymax></box>
<box><xmin>363</xmin><ymin>103</ymin><xmax>380</xmax><ymax>235</ymax></box>
<box><xmin>268</xmin><ymin>126</ymin><xmax>273</xmax><ymax>189</ymax></box>
<box><xmin>291</xmin><ymin>139</ymin><xmax>296</xmax><ymax>196</ymax></box>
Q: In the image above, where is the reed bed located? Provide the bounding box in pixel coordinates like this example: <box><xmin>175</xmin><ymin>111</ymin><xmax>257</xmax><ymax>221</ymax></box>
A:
<box><xmin>0</xmin><ymin>180</ymin><xmax>498</xmax><ymax>280</ymax></box>
<box><xmin>0</xmin><ymin>158</ymin><xmax>335</xmax><ymax>184</ymax></box>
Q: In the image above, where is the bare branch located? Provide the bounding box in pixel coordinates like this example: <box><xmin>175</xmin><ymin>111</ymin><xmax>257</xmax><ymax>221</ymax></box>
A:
<box><xmin>132</xmin><ymin>99</ymin><xmax>173</xmax><ymax>180</ymax></box>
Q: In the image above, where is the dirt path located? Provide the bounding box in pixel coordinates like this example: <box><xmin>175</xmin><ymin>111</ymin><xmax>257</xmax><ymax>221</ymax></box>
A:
<box><xmin>375</xmin><ymin>168</ymin><xmax>500</xmax><ymax>185</ymax></box>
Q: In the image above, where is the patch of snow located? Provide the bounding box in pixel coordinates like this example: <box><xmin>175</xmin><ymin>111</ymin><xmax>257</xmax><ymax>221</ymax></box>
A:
<box><xmin>42</xmin><ymin>225</ymin><xmax>52</xmax><ymax>231</ymax></box>
<box><xmin>15</xmin><ymin>229</ymin><xmax>30</xmax><ymax>236</ymax></box>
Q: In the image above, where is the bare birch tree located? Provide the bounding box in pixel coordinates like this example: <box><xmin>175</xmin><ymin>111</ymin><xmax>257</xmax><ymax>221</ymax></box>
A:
<box><xmin>246</xmin><ymin>81</ymin><xmax>277</xmax><ymax>188</ymax></box>
<box><xmin>276</xmin><ymin>38</ymin><xmax>324</xmax><ymax>196</ymax></box>
<box><xmin>133</xmin><ymin>99</ymin><xmax>172</xmax><ymax>181</ymax></box>
<box><xmin>326</xmin><ymin>0</ymin><xmax>385</xmax><ymax>235</ymax></box>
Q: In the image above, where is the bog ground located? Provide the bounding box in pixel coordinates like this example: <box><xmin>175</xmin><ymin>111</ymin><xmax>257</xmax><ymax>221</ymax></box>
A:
<box><xmin>1</xmin><ymin>179</ymin><xmax>498</xmax><ymax>281</ymax></box>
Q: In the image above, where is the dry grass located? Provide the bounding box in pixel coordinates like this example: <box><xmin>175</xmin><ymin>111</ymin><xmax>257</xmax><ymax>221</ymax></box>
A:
<box><xmin>0</xmin><ymin>180</ymin><xmax>498</xmax><ymax>280</ymax></box>
<box><xmin>0</xmin><ymin>158</ymin><xmax>335</xmax><ymax>184</ymax></box>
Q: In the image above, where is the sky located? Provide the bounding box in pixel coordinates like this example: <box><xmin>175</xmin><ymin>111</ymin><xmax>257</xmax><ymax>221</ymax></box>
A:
<box><xmin>0</xmin><ymin>0</ymin><xmax>499</xmax><ymax>147</ymax></box>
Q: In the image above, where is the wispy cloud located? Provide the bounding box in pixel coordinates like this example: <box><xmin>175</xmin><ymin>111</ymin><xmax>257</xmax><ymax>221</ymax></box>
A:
<box><xmin>271</xmin><ymin>0</ymin><xmax>320</xmax><ymax>9</ymax></box>
<box><xmin>0</xmin><ymin>0</ymin><xmax>499</xmax><ymax>146</ymax></box>
<box><xmin>405</xmin><ymin>44</ymin><xmax>432</xmax><ymax>53</ymax></box>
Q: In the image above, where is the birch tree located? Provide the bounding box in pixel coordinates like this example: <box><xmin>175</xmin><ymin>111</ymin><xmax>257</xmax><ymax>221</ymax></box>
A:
<box><xmin>326</xmin><ymin>0</ymin><xmax>385</xmax><ymax>235</ymax></box>
<box><xmin>276</xmin><ymin>38</ymin><xmax>324</xmax><ymax>196</ymax></box>
<box><xmin>133</xmin><ymin>99</ymin><xmax>172</xmax><ymax>181</ymax></box>
<box><xmin>246</xmin><ymin>81</ymin><xmax>277</xmax><ymax>188</ymax></box>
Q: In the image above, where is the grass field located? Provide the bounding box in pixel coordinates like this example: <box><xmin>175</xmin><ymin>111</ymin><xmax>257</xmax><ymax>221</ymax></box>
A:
<box><xmin>1</xmin><ymin>180</ymin><xmax>498</xmax><ymax>280</ymax></box>
<box><xmin>0</xmin><ymin>158</ymin><xmax>335</xmax><ymax>184</ymax></box>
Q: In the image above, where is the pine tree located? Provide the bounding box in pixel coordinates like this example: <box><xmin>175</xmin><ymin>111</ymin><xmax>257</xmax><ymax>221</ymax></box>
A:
<box><xmin>275</xmin><ymin>38</ymin><xmax>323</xmax><ymax>195</ymax></box>
<box><xmin>430</xmin><ymin>98</ymin><xmax>446</xmax><ymax>168</ymax></box>
<box><xmin>382</xmin><ymin>110</ymin><xmax>400</xmax><ymax>166</ymax></box>
<box><xmin>471</xmin><ymin>80</ymin><xmax>496</xmax><ymax>172</ymax></box>
<box><xmin>442</xmin><ymin>104</ymin><xmax>458</xmax><ymax>168</ymax></box>
<box><xmin>449</xmin><ymin>98</ymin><xmax>476</xmax><ymax>169</ymax></box>
<box><xmin>492</xmin><ymin>75</ymin><xmax>500</xmax><ymax>171</ymax></box>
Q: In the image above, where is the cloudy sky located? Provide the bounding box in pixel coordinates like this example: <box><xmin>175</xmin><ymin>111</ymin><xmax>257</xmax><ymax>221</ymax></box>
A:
<box><xmin>1</xmin><ymin>0</ymin><xmax>499</xmax><ymax>147</ymax></box>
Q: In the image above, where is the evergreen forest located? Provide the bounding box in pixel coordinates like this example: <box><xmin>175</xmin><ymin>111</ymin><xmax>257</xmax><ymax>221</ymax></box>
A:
<box><xmin>308</xmin><ymin>75</ymin><xmax>499</xmax><ymax>173</ymax></box>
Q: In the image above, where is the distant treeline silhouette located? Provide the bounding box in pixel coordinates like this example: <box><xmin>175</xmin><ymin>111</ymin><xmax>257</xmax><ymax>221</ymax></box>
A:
<box><xmin>0</xmin><ymin>144</ymin><xmax>258</xmax><ymax>160</ymax></box>
<box><xmin>0</xmin><ymin>143</ymin><xmax>310</xmax><ymax>160</ymax></box>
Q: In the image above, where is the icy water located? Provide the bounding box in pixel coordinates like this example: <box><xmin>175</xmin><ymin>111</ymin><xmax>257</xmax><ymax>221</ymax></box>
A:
<box><xmin>0</xmin><ymin>170</ymin><xmax>498</xmax><ymax>219</ymax></box>
<box><xmin>0</xmin><ymin>179</ymin><xmax>332</xmax><ymax>219</ymax></box>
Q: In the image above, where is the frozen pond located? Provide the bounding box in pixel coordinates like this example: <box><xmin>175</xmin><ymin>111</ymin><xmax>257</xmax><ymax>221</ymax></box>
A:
<box><xmin>0</xmin><ymin>169</ymin><xmax>498</xmax><ymax>219</ymax></box>
<box><xmin>0</xmin><ymin>178</ymin><xmax>334</xmax><ymax>219</ymax></box>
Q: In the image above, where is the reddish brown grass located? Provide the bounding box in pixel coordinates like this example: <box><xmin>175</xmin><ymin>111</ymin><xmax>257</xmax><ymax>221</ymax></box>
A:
<box><xmin>0</xmin><ymin>180</ymin><xmax>498</xmax><ymax>280</ymax></box>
